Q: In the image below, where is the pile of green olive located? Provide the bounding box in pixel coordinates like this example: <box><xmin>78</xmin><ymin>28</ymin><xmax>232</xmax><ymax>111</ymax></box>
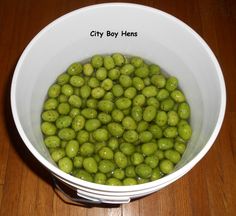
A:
<box><xmin>41</xmin><ymin>53</ymin><xmax>192</xmax><ymax>186</ymax></box>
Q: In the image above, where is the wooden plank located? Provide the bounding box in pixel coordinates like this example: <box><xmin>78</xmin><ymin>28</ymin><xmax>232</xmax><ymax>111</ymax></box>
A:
<box><xmin>52</xmin><ymin>192</ymin><xmax>71</xmax><ymax>216</ymax></box>
<box><xmin>212</xmin><ymin>112</ymin><xmax>236</xmax><ymax>215</ymax></box>
<box><xmin>105</xmin><ymin>206</ymin><xmax>122</xmax><ymax>216</ymax></box>
<box><xmin>0</xmin><ymin>146</ymin><xmax>24</xmax><ymax>216</ymax></box>
<box><xmin>87</xmin><ymin>206</ymin><xmax>106</xmax><ymax>216</ymax></box>
<box><xmin>52</xmin><ymin>187</ymin><xmax>88</xmax><ymax>216</ymax></box>
<box><xmin>172</xmin><ymin>177</ymin><xmax>193</xmax><ymax>215</ymax></box>
<box><xmin>140</xmin><ymin>187</ymin><xmax>175</xmax><ymax>216</ymax></box>
<box><xmin>16</xmin><ymin>167</ymin><xmax>38</xmax><ymax>215</ymax></box>
<box><xmin>34</xmin><ymin>175</ymin><xmax>54</xmax><ymax>216</ymax></box>
<box><xmin>0</xmin><ymin>185</ymin><xmax>3</xmax><ymax>210</ymax></box>
<box><xmin>187</xmin><ymin>161</ymin><xmax>211</xmax><ymax>216</ymax></box>
<box><xmin>122</xmin><ymin>199</ymin><xmax>140</xmax><ymax>216</ymax></box>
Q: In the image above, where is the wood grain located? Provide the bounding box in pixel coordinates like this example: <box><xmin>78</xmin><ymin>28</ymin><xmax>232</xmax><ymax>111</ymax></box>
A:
<box><xmin>0</xmin><ymin>0</ymin><xmax>235</xmax><ymax>215</ymax></box>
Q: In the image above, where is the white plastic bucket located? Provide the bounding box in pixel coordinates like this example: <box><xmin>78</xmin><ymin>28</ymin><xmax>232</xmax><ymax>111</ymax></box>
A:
<box><xmin>10</xmin><ymin>3</ymin><xmax>226</xmax><ymax>204</ymax></box>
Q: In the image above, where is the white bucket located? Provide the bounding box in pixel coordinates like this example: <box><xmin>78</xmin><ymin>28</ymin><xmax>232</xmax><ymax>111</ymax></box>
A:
<box><xmin>10</xmin><ymin>3</ymin><xmax>226</xmax><ymax>204</ymax></box>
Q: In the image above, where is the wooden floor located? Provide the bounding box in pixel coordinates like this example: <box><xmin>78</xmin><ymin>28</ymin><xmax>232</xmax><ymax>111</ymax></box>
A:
<box><xmin>0</xmin><ymin>0</ymin><xmax>235</xmax><ymax>215</ymax></box>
